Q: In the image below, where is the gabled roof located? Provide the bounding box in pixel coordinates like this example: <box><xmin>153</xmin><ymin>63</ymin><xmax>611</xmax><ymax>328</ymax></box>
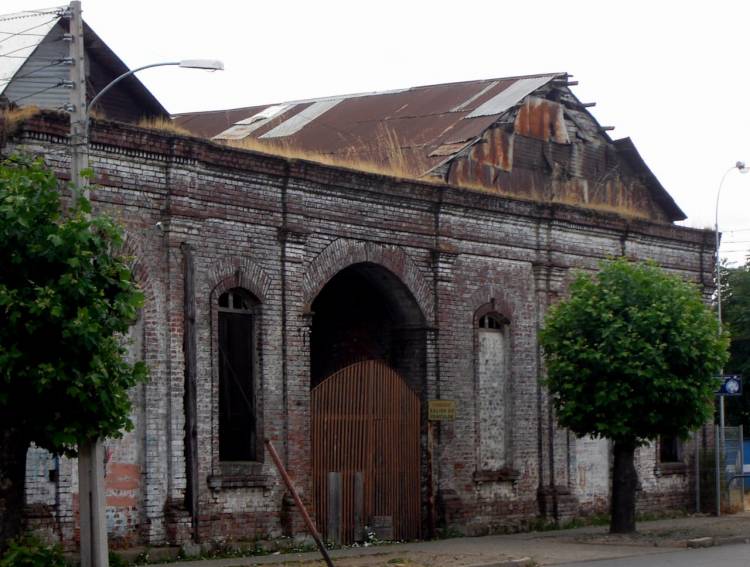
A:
<box><xmin>174</xmin><ymin>73</ymin><xmax>566</xmax><ymax>175</ymax></box>
<box><xmin>0</xmin><ymin>6</ymin><xmax>167</xmax><ymax>121</ymax></box>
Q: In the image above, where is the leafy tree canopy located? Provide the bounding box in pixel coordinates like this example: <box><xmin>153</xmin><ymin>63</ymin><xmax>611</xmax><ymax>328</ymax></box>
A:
<box><xmin>0</xmin><ymin>155</ymin><xmax>147</xmax><ymax>456</ymax></box>
<box><xmin>540</xmin><ymin>258</ymin><xmax>728</xmax><ymax>445</ymax></box>
<box><xmin>722</xmin><ymin>260</ymin><xmax>750</xmax><ymax>427</ymax></box>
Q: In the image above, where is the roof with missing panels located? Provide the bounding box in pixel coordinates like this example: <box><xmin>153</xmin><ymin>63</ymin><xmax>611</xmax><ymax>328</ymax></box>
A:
<box><xmin>175</xmin><ymin>73</ymin><xmax>687</xmax><ymax>222</ymax></box>
<box><xmin>174</xmin><ymin>73</ymin><xmax>567</xmax><ymax>176</ymax></box>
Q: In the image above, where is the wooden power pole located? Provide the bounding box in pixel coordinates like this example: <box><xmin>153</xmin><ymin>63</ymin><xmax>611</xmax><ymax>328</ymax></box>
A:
<box><xmin>68</xmin><ymin>2</ymin><xmax>108</xmax><ymax>565</ymax></box>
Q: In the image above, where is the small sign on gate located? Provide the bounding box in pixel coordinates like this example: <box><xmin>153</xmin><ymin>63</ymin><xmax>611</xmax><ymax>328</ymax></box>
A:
<box><xmin>428</xmin><ymin>399</ymin><xmax>456</xmax><ymax>421</ymax></box>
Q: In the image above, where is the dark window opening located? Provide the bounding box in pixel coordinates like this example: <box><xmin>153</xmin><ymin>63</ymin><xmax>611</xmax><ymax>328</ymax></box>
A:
<box><xmin>478</xmin><ymin>313</ymin><xmax>508</xmax><ymax>329</ymax></box>
<box><xmin>218</xmin><ymin>288</ymin><xmax>257</xmax><ymax>461</ymax></box>
<box><xmin>659</xmin><ymin>435</ymin><xmax>682</xmax><ymax>463</ymax></box>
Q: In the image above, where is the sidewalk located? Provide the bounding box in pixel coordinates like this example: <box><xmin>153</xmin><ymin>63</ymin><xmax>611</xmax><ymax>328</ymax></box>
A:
<box><xmin>138</xmin><ymin>513</ymin><xmax>750</xmax><ymax>567</ymax></box>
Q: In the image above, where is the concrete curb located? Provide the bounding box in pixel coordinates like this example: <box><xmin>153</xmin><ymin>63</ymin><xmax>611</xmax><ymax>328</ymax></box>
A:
<box><xmin>466</xmin><ymin>558</ymin><xmax>535</xmax><ymax>567</ymax></box>
<box><xmin>687</xmin><ymin>535</ymin><xmax>750</xmax><ymax>548</ymax></box>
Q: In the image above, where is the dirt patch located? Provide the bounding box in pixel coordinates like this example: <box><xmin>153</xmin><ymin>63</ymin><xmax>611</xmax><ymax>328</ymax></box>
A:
<box><xmin>274</xmin><ymin>549</ymin><xmax>523</xmax><ymax>567</ymax></box>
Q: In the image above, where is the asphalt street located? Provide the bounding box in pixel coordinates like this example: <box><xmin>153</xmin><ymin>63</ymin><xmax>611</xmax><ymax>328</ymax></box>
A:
<box><xmin>559</xmin><ymin>543</ymin><xmax>750</xmax><ymax>567</ymax></box>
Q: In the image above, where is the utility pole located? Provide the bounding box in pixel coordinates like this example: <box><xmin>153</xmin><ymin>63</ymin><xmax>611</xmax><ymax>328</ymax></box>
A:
<box><xmin>67</xmin><ymin>2</ymin><xmax>107</xmax><ymax>565</ymax></box>
<box><xmin>69</xmin><ymin>0</ymin><xmax>88</xmax><ymax>194</ymax></box>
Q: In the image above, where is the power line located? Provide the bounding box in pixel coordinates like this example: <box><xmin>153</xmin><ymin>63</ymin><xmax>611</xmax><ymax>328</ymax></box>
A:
<box><xmin>0</xmin><ymin>8</ymin><xmax>66</xmax><ymax>23</ymax></box>
<box><xmin>0</xmin><ymin>15</ymin><xmax>60</xmax><ymax>46</ymax></box>
<box><xmin>0</xmin><ymin>40</ymin><xmax>45</xmax><ymax>59</ymax></box>
<box><xmin>9</xmin><ymin>80</ymin><xmax>65</xmax><ymax>104</ymax></box>
<box><xmin>0</xmin><ymin>31</ymin><xmax>48</xmax><ymax>38</ymax></box>
<box><xmin>0</xmin><ymin>59</ymin><xmax>67</xmax><ymax>83</ymax></box>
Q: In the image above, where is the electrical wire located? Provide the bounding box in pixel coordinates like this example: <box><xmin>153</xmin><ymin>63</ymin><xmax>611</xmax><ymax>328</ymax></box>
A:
<box><xmin>0</xmin><ymin>54</ymin><xmax>36</xmax><ymax>59</ymax></box>
<box><xmin>0</xmin><ymin>31</ymin><xmax>48</xmax><ymax>38</ymax></box>
<box><xmin>9</xmin><ymin>80</ymin><xmax>65</xmax><ymax>104</ymax></box>
<box><xmin>0</xmin><ymin>60</ymin><xmax>67</xmax><ymax>83</ymax></box>
<box><xmin>0</xmin><ymin>9</ymin><xmax>66</xmax><ymax>23</ymax></box>
<box><xmin>0</xmin><ymin>40</ymin><xmax>46</xmax><ymax>59</ymax></box>
<box><xmin>0</xmin><ymin>15</ymin><xmax>61</xmax><ymax>46</ymax></box>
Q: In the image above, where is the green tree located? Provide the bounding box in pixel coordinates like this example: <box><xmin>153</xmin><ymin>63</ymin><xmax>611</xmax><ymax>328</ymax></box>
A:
<box><xmin>0</xmin><ymin>156</ymin><xmax>147</xmax><ymax>547</ymax></box>
<box><xmin>723</xmin><ymin>260</ymin><xmax>750</xmax><ymax>428</ymax></box>
<box><xmin>540</xmin><ymin>258</ymin><xmax>727</xmax><ymax>533</ymax></box>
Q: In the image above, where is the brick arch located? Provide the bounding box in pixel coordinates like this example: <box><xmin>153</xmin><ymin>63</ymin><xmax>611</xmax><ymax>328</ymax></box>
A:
<box><xmin>469</xmin><ymin>287</ymin><xmax>516</xmax><ymax>326</ymax></box>
<box><xmin>120</xmin><ymin>230</ymin><xmax>157</xmax><ymax>306</ymax></box>
<box><xmin>302</xmin><ymin>239</ymin><xmax>433</xmax><ymax>321</ymax></box>
<box><xmin>207</xmin><ymin>256</ymin><xmax>272</xmax><ymax>303</ymax></box>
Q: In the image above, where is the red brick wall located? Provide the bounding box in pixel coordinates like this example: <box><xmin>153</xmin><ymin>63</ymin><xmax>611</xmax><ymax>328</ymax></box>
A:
<box><xmin>6</xmin><ymin>112</ymin><xmax>715</xmax><ymax>547</ymax></box>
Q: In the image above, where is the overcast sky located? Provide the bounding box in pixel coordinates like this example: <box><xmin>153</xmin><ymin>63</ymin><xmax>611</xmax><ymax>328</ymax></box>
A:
<box><xmin>4</xmin><ymin>0</ymin><xmax>750</xmax><ymax>265</ymax></box>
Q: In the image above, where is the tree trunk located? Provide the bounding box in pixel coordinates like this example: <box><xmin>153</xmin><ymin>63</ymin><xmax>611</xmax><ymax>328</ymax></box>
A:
<box><xmin>610</xmin><ymin>440</ymin><xmax>638</xmax><ymax>533</ymax></box>
<box><xmin>0</xmin><ymin>427</ymin><xmax>29</xmax><ymax>549</ymax></box>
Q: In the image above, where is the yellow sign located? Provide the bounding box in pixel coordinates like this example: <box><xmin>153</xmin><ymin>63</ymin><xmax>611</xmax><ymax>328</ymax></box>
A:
<box><xmin>428</xmin><ymin>400</ymin><xmax>456</xmax><ymax>421</ymax></box>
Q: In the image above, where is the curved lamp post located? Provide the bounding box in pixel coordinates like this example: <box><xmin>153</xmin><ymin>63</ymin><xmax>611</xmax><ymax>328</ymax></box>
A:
<box><xmin>714</xmin><ymin>160</ymin><xmax>748</xmax><ymax>517</ymax></box>
<box><xmin>715</xmin><ymin>161</ymin><xmax>749</xmax><ymax>330</ymax></box>
<box><xmin>72</xmin><ymin>59</ymin><xmax>223</xmax><ymax>191</ymax></box>
<box><xmin>87</xmin><ymin>59</ymin><xmax>223</xmax><ymax>112</ymax></box>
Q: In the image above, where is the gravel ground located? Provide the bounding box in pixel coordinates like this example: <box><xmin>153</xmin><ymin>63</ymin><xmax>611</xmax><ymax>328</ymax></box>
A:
<box><xmin>151</xmin><ymin>512</ymin><xmax>750</xmax><ymax>567</ymax></box>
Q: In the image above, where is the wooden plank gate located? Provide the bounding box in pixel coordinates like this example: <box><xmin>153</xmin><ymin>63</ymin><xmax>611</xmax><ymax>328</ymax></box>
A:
<box><xmin>311</xmin><ymin>359</ymin><xmax>421</xmax><ymax>544</ymax></box>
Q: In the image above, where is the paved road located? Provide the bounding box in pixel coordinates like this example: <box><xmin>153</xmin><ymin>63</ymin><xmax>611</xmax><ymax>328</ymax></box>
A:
<box><xmin>559</xmin><ymin>543</ymin><xmax>750</xmax><ymax>567</ymax></box>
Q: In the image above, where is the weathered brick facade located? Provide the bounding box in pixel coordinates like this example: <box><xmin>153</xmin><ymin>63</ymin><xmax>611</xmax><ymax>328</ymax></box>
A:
<box><xmin>4</xmin><ymin>111</ymin><xmax>714</xmax><ymax>548</ymax></box>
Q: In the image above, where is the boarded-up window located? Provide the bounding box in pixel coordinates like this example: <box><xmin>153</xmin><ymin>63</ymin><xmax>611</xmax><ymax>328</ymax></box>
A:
<box><xmin>477</xmin><ymin>313</ymin><xmax>509</xmax><ymax>470</ymax></box>
<box><xmin>218</xmin><ymin>288</ymin><xmax>257</xmax><ymax>461</ymax></box>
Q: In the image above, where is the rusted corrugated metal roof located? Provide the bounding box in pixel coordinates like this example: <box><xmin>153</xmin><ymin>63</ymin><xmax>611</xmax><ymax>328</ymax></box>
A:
<box><xmin>173</xmin><ymin>73</ymin><xmax>565</xmax><ymax>175</ymax></box>
<box><xmin>173</xmin><ymin>73</ymin><xmax>686</xmax><ymax>222</ymax></box>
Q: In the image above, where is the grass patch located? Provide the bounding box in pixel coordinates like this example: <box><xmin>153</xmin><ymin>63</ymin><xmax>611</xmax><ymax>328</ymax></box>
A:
<box><xmin>136</xmin><ymin>116</ymin><xmax>193</xmax><ymax>136</ymax></box>
<box><xmin>2</xmin><ymin>105</ymin><xmax>42</xmax><ymax>135</ymax></box>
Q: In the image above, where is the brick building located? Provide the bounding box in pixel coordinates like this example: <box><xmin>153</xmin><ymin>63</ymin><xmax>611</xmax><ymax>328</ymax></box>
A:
<box><xmin>3</xmin><ymin>67</ymin><xmax>714</xmax><ymax>548</ymax></box>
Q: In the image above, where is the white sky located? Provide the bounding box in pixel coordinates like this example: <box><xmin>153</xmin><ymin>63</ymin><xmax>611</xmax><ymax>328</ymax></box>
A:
<box><xmin>4</xmin><ymin>0</ymin><xmax>750</xmax><ymax>265</ymax></box>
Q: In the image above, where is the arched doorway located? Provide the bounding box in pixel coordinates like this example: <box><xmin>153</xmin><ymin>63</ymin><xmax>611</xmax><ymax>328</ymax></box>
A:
<box><xmin>310</xmin><ymin>263</ymin><xmax>426</xmax><ymax>543</ymax></box>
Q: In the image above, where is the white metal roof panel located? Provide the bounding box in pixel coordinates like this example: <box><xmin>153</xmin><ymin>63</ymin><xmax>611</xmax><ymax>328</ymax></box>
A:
<box><xmin>260</xmin><ymin>98</ymin><xmax>343</xmax><ymax>139</ymax></box>
<box><xmin>466</xmin><ymin>76</ymin><xmax>554</xmax><ymax>118</ymax></box>
<box><xmin>213</xmin><ymin>104</ymin><xmax>294</xmax><ymax>140</ymax></box>
<box><xmin>451</xmin><ymin>81</ymin><xmax>499</xmax><ymax>112</ymax></box>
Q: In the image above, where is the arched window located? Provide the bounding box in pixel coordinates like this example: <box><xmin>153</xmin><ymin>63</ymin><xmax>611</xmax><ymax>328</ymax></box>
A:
<box><xmin>218</xmin><ymin>288</ymin><xmax>259</xmax><ymax>461</ymax></box>
<box><xmin>476</xmin><ymin>311</ymin><xmax>510</xmax><ymax>470</ymax></box>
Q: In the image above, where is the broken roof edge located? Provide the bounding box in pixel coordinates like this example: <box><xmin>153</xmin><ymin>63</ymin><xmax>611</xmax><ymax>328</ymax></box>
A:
<box><xmin>539</xmin><ymin>84</ymin><xmax>685</xmax><ymax>223</ymax></box>
<box><xmin>612</xmin><ymin>137</ymin><xmax>686</xmax><ymax>222</ymax></box>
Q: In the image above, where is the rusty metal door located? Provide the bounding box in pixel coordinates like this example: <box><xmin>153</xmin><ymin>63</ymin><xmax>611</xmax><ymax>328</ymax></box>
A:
<box><xmin>311</xmin><ymin>359</ymin><xmax>421</xmax><ymax>544</ymax></box>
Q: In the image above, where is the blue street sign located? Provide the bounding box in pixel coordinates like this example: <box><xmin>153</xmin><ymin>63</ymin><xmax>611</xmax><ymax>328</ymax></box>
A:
<box><xmin>717</xmin><ymin>374</ymin><xmax>743</xmax><ymax>396</ymax></box>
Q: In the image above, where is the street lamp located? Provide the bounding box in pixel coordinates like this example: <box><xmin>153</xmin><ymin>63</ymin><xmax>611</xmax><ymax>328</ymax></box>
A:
<box><xmin>71</xmin><ymin>58</ymin><xmax>224</xmax><ymax>190</ymax></box>
<box><xmin>87</xmin><ymin>59</ymin><xmax>223</xmax><ymax>112</ymax></box>
<box><xmin>715</xmin><ymin>161</ymin><xmax>749</xmax><ymax>331</ymax></box>
<box><xmin>713</xmin><ymin>160</ymin><xmax>748</xmax><ymax>517</ymax></box>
